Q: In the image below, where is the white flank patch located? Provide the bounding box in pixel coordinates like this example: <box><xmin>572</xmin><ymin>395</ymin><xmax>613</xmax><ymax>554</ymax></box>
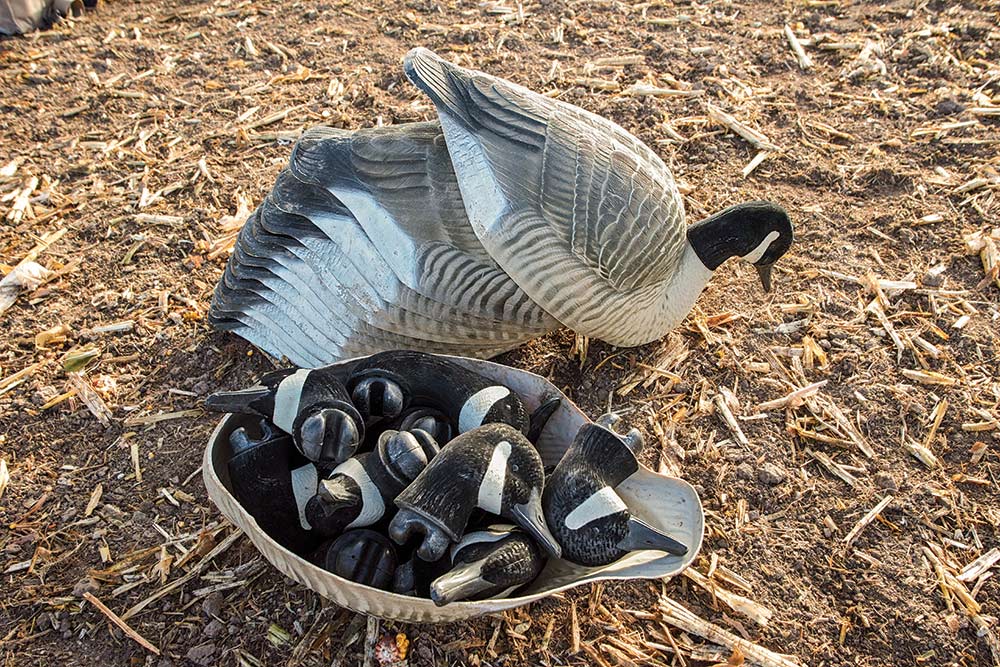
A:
<box><xmin>458</xmin><ymin>386</ymin><xmax>511</xmax><ymax>432</ymax></box>
<box><xmin>741</xmin><ymin>230</ymin><xmax>781</xmax><ymax>264</ymax></box>
<box><xmin>477</xmin><ymin>440</ymin><xmax>512</xmax><ymax>515</ymax></box>
<box><xmin>290</xmin><ymin>463</ymin><xmax>319</xmax><ymax>530</ymax></box>
<box><xmin>273</xmin><ymin>369</ymin><xmax>311</xmax><ymax>433</ymax></box>
<box><xmin>564</xmin><ymin>486</ymin><xmax>628</xmax><ymax>530</ymax></box>
<box><xmin>332</xmin><ymin>458</ymin><xmax>386</xmax><ymax>529</ymax></box>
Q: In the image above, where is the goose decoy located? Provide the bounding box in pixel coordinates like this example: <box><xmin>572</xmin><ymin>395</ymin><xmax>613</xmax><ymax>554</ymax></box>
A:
<box><xmin>543</xmin><ymin>414</ymin><xmax>688</xmax><ymax>566</ymax></box>
<box><xmin>206</xmin><ymin>366</ymin><xmax>364</xmax><ymax>465</ymax></box>
<box><xmin>208</xmin><ymin>123</ymin><xmax>558</xmax><ymax>367</ymax></box>
<box><xmin>403</xmin><ymin>47</ymin><xmax>794</xmax><ymax>347</ymax></box>
<box><xmin>226</xmin><ymin>420</ymin><xmax>321</xmax><ymax>554</ymax></box>
<box><xmin>397</xmin><ymin>407</ymin><xmax>453</xmax><ymax>445</ymax></box>
<box><xmin>305</xmin><ymin>429</ymin><xmax>441</xmax><ymax>537</ymax></box>
<box><xmin>311</xmin><ymin>530</ymin><xmax>398</xmax><ymax>590</ymax></box>
<box><xmin>388</xmin><ymin>423</ymin><xmax>560</xmax><ymax>562</ymax></box>
<box><xmin>429</xmin><ymin>525</ymin><xmax>544</xmax><ymax>606</ymax></box>
<box><xmin>347</xmin><ymin>350</ymin><xmax>529</xmax><ymax>435</ymax></box>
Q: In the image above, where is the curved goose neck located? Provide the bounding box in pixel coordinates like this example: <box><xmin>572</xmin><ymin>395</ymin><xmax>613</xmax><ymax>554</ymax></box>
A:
<box><xmin>653</xmin><ymin>242</ymin><xmax>715</xmax><ymax>333</ymax></box>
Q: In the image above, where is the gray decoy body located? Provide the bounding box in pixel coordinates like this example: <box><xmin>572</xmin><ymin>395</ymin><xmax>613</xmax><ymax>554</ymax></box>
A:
<box><xmin>210</xmin><ymin>49</ymin><xmax>793</xmax><ymax>364</ymax></box>
<box><xmin>305</xmin><ymin>429</ymin><xmax>440</xmax><ymax>537</ymax></box>
<box><xmin>209</xmin><ymin>123</ymin><xmax>557</xmax><ymax>367</ymax></box>
<box><xmin>206</xmin><ymin>366</ymin><xmax>364</xmax><ymax>464</ymax></box>
<box><xmin>388</xmin><ymin>423</ymin><xmax>560</xmax><ymax>562</ymax></box>
<box><xmin>430</xmin><ymin>524</ymin><xmax>544</xmax><ymax>606</ymax></box>
<box><xmin>403</xmin><ymin>47</ymin><xmax>794</xmax><ymax>348</ymax></box>
<box><xmin>543</xmin><ymin>414</ymin><xmax>688</xmax><ymax>566</ymax></box>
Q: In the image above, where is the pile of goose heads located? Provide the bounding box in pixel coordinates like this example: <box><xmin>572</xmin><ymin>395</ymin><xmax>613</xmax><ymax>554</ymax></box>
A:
<box><xmin>208</xmin><ymin>48</ymin><xmax>794</xmax><ymax>367</ymax></box>
<box><xmin>208</xmin><ymin>351</ymin><xmax>688</xmax><ymax>605</ymax></box>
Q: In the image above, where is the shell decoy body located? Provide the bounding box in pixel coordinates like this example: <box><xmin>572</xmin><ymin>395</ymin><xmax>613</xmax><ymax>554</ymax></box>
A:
<box><xmin>389</xmin><ymin>423</ymin><xmax>560</xmax><ymax>562</ymax></box>
<box><xmin>206</xmin><ymin>366</ymin><xmax>364</xmax><ymax>465</ymax></box>
<box><xmin>347</xmin><ymin>350</ymin><xmax>529</xmax><ymax>435</ymax></box>
<box><xmin>227</xmin><ymin>420</ymin><xmax>321</xmax><ymax>555</ymax></box>
<box><xmin>311</xmin><ymin>530</ymin><xmax>397</xmax><ymax>590</ymax></box>
<box><xmin>543</xmin><ymin>414</ymin><xmax>688</xmax><ymax>566</ymax></box>
<box><xmin>305</xmin><ymin>429</ymin><xmax>441</xmax><ymax>537</ymax></box>
<box><xmin>430</xmin><ymin>524</ymin><xmax>544</xmax><ymax>606</ymax></box>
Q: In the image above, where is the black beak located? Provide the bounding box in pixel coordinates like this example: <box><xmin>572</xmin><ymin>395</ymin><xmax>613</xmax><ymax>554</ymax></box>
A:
<box><xmin>755</xmin><ymin>264</ymin><xmax>774</xmax><ymax>293</ymax></box>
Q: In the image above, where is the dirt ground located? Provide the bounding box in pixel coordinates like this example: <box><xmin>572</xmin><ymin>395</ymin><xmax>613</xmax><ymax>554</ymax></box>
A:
<box><xmin>2</xmin><ymin>0</ymin><xmax>999</xmax><ymax>665</ymax></box>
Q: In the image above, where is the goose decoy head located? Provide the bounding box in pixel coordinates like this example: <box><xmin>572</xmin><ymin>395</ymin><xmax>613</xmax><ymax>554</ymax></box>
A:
<box><xmin>686</xmin><ymin>201</ymin><xmax>793</xmax><ymax>293</ymax></box>
<box><xmin>311</xmin><ymin>530</ymin><xmax>397</xmax><ymax>590</ymax></box>
<box><xmin>347</xmin><ymin>351</ymin><xmax>529</xmax><ymax>435</ymax></box>
<box><xmin>388</xmin><ymin>423</ymin><xmax>560</xmax><ymax>562</ymax></box>
<box><xmin>430</xmin><ymin>525</ymin><xmax>544</xmax><ymax>606</ymax></box>
<box><xmin>543</xmin><ymin>413</ymin><xmax>688</xmax><ymax>566</ymax></box>
<box><xmin>399</xmin><ymin>407</ymin><xmax>453</xmax><ymax>445</ymax></box>
<box><xmin>227</xmin><ymin>420</ymin><xmax>320</xmax><ymax>555</ymax></box>
<box><xmin>207</xmin><ymin>366</ymin><xmax>365</xmax><ymax>464</ymax></box>
<box><xmin>305</xmin><ymin>429</ymin><xmax>440</xmax><ymax>537</ymax></box>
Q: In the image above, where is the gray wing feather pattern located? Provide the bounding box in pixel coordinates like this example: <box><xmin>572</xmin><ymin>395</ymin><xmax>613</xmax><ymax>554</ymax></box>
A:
<box><xmin>403</xmin><ymin>48</ymin><xmax>687</xmax><ymax>345</ymax></box>
<box><xmin>209</xmin><ymin>123</ymin><xmax>557</xmax><ymax>365</ymax></box>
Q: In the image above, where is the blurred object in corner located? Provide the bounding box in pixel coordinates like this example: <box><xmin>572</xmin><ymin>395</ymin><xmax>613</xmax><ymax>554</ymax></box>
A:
<box><xmin>0</xmin><ymin>0</ymin><xmax>98</xmax><ymax>36</ymax></box>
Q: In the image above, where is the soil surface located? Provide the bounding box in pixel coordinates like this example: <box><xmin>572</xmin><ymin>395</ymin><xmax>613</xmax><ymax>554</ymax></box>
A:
<box><xmin>2</xmin><ymin>1</ymin><xmax>999</xmax><ymax>666</ymax></box>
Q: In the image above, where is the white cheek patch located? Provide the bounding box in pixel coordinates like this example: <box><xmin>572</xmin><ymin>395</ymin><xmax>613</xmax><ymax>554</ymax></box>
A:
<box><xmin>459</xmin><ymin>386</ymin><xmax>511</xmax><ymax>432</ymax></box>
<box><xmin>741</xmin><ymin>230</ymin><xmax>780</xmax><ymax>264</ymax></box>
<box><xmin>329</xmin><ymin>457</ymin><xmax>385</xmax><ymax>529</ymax></box>
<box><xmin>290</xmin><ymin>463</ymin><xmax>319</xmax><ymax>530</ymax></box>
<box><xmin>273</xmin><ymin>369</ymin><xmax>311</xmax><ymax>433</ymax></box>
<box><xmin>564</xmin><ymin>486</ymin><xmax>628</xmax><ymax>530</ymax></box>
<box><xmin>450</xmin><ymin>524</ymin><xmax>515</xmax><ymax>561</ymax></box>
<box><xmin>477</xmin><ymin>440</ymin><xmax>512</xmax><ymax>515</ymax></box>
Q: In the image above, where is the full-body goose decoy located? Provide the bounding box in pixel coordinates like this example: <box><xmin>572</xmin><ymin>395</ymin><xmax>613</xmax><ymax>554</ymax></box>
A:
<box><xmin>403</xmin><ymin>47</ymin><xmax>793</xmax><ymax>347</ymax></box>
<box><xmin>210</xmin><ymin>50</ymin><xmax>793</xmax><ymax>364</ymax></box>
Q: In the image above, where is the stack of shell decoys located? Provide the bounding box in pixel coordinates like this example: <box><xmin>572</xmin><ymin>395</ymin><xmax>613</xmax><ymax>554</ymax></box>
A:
<box><xmin>209</xmin><ymin>48</ymin><xmax>794</xmax><ymax>367</ymax></box>
<box><xmin>207</xmin><ymin>350</ymin><xmax>690</xmax><ymax>605</ymax></box>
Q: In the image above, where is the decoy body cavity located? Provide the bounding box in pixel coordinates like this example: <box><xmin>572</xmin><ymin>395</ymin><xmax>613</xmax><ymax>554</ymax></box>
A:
<box><xmin>209</xmin><ymin>48</ymin><xmax>794</xmax><ymax>366</ymax></box>
<box><xmin>388</xmin><ymin>423</ymin><xmax>560</xmax><ymax>562</ymax></box>
<box><xmin>207</xmin><ymin>366</ymin><xmax>364</xmax><ymax>465</ymax></box>
<box><xmin>306</xmin><ymin>428</ymin><xmax>440</xmax><ymax>537</ymax></box>
<box><xmin>543</xmin><ymin>414</ymin><xmax>688</xmax><ymax>566</ymax></box>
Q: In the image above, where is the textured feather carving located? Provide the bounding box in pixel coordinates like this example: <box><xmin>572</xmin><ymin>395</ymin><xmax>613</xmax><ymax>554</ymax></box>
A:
<box><xmin>210</xmin><ymin>124</ymin><xmax>558</xmax><ymax>366</ymax></box>
<box><xmin>403</xmin><ymin>48</ymin><xmax>688</xmax><ymax>345</ymax></box>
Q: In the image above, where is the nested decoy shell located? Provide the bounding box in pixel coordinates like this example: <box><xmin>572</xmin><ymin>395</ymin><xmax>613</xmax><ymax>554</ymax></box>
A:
<box><xmin>347</xmin><ymin>350</ymin><xmax>529</xmax><ymax>434</ymax></box>
<box><xmin>204</xmin><ymin>355</ymin><xmax>704</xmax><ymax>622</ymax></box>
<box><xmin>226</xmin><ymin>420</ymin><xmax>320</xmax><ymax>555</ymax></box>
